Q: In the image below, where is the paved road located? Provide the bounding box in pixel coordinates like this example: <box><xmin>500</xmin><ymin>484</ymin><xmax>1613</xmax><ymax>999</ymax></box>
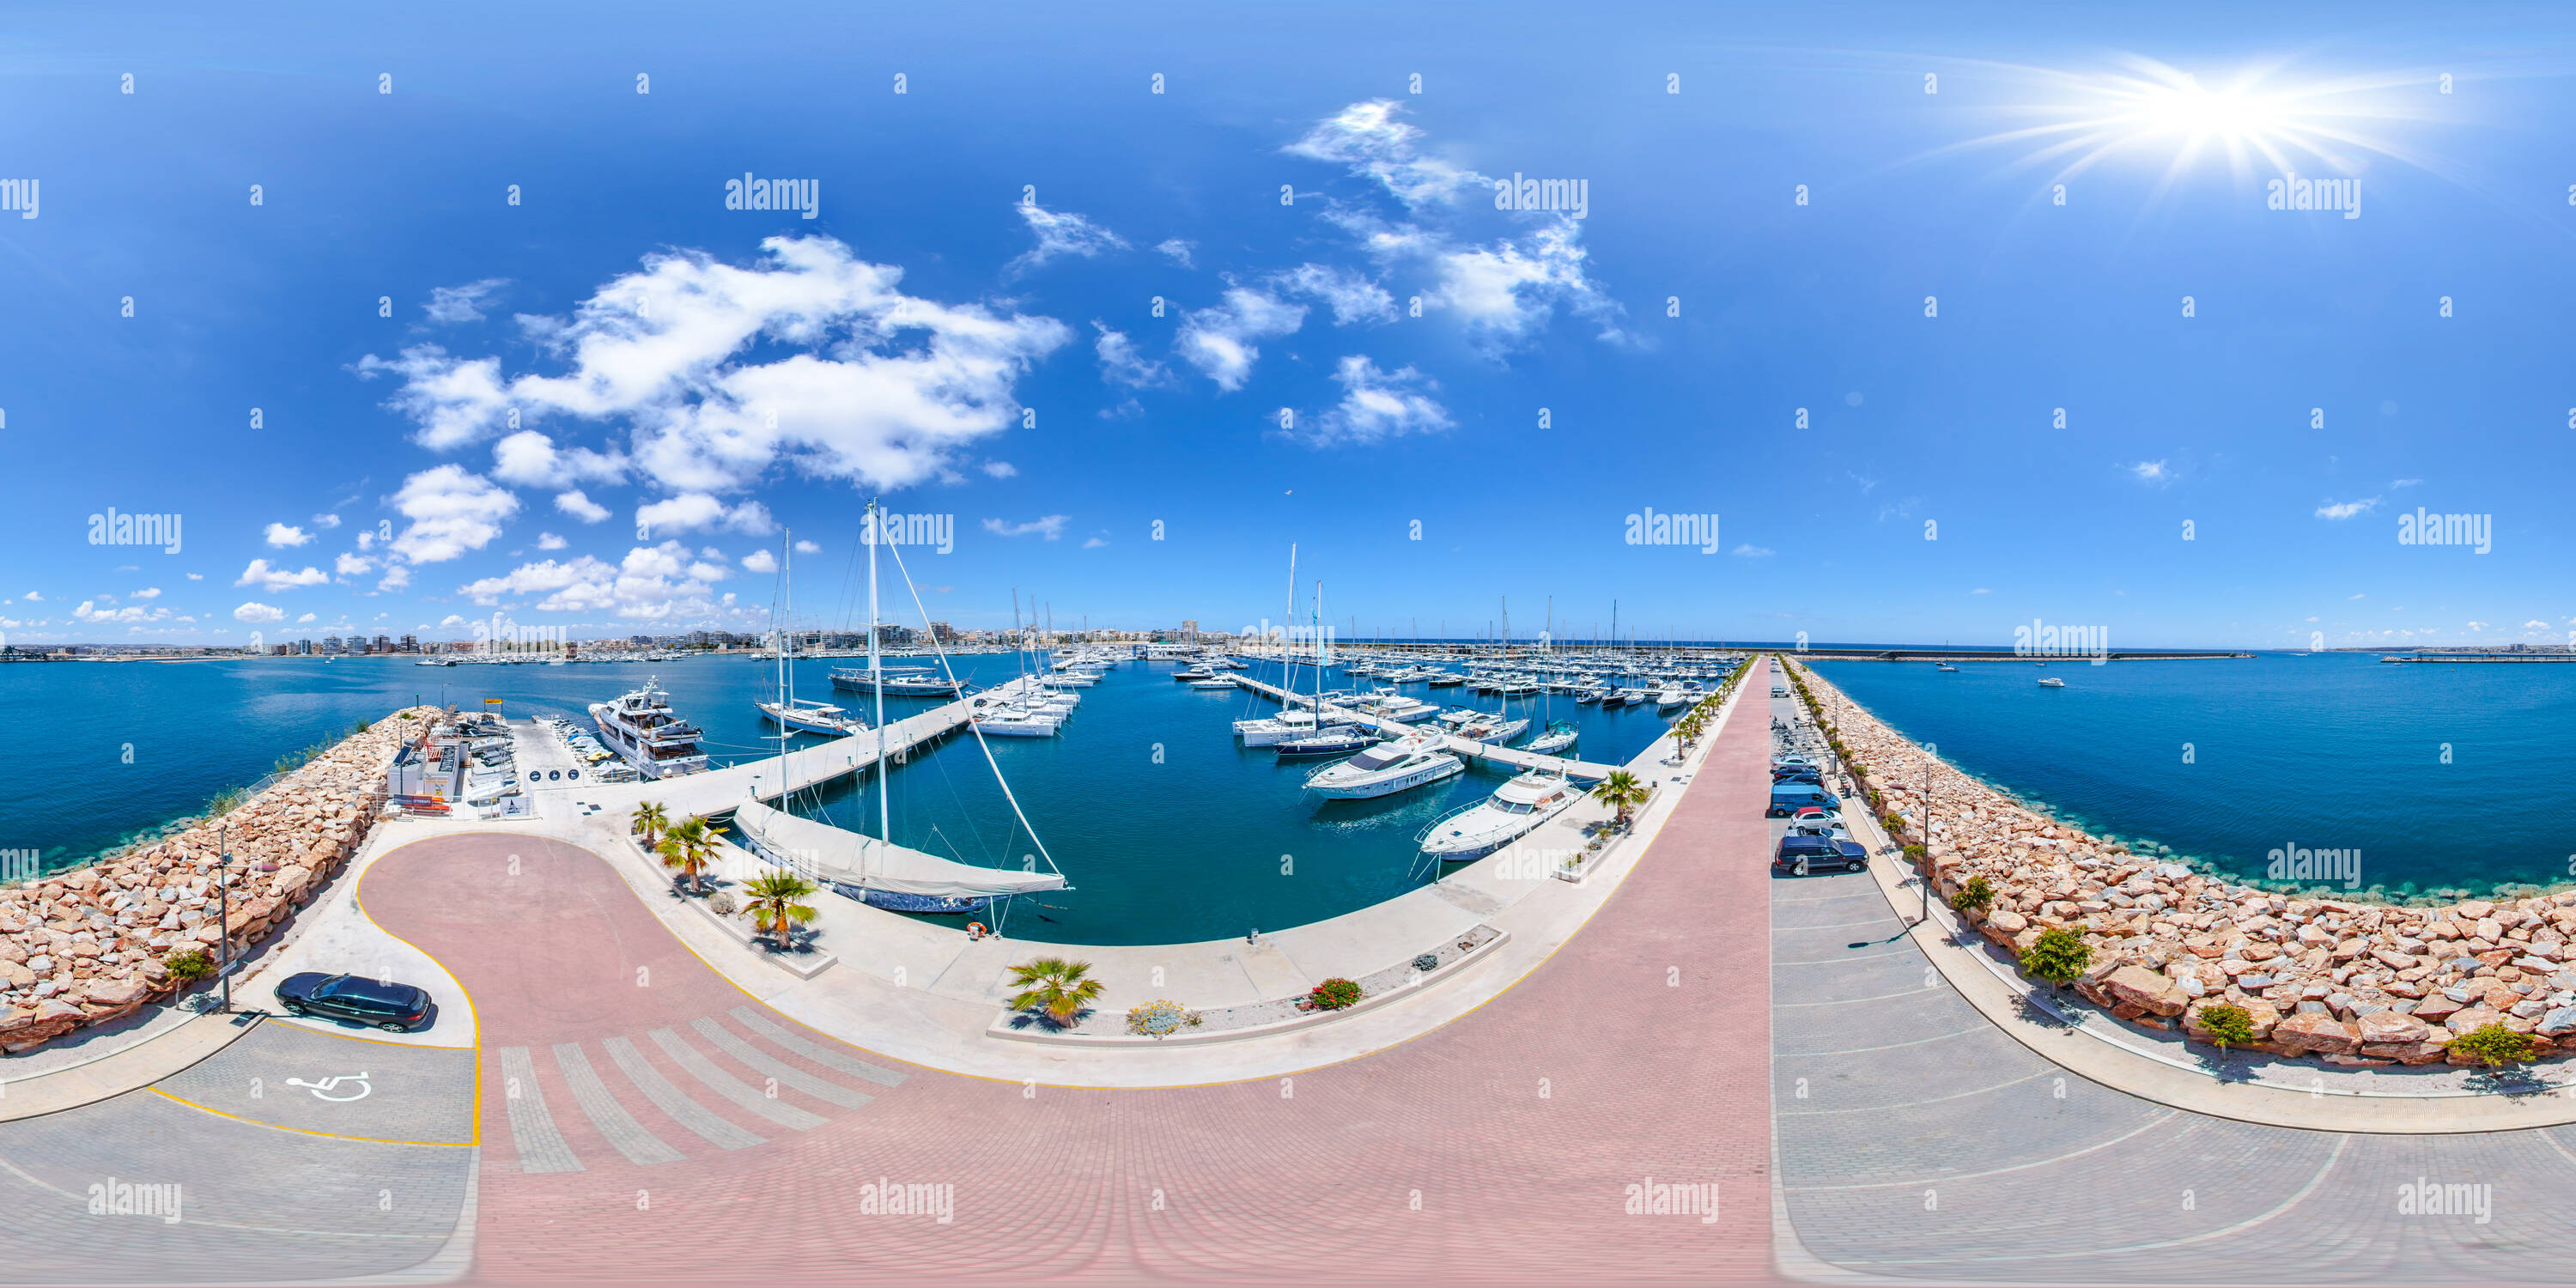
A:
<box><xmin>1763</xmin><ymin>681</ymin><xmax>2576</xmax><ymax>1283</ymax></box>
<box><xmin>351</xmin><ymin>662</ymin><xmax>1780</xmax><ymax>1285</ymax></box>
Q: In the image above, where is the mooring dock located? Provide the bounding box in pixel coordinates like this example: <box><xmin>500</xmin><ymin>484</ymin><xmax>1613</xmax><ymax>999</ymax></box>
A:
<box><xmin>1225</xmin><ymin>675</ymin><xmax>1624</xmax><ymax>780</ymax></box>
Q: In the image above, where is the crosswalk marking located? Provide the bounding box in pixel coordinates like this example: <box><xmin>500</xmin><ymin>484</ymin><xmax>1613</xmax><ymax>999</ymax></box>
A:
<box><xmin>603</xmin><ymin>1036</ymin><xmax>768</xmax><ymax>1151</ymax></box>
<box><xmin>497</xmin><ymin>1047</ymin><xmax>583</xmax><ymax>1175</ymax></box>
<box><xmin>647</xmin><ymin>1027</ymin><xmax>828</xmax><ymax>1130</ymax></box>
<box><xmin>552</xmin><ymin>1042</ymin><xmax>686</xmax><ymax>1166</ymax></box>
<box><xmin>691</xmin><ymin>1017</ymin><xmax>875</xmax><ymax>1109</ymax></box>
<box><xmin>729</xmin><ymin>1006</ymin><xmax>908</xmax><ymax>1087</ymax></box>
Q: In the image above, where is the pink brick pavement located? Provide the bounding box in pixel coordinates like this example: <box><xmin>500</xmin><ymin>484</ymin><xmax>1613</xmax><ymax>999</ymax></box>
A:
<box><xmin>365</xmin><ymin>659</ymin><xmax>1781</xmax><ymax>1285</ymax></box>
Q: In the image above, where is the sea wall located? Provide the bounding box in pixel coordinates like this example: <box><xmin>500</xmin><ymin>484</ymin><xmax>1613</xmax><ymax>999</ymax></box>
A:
<box><xmin>0</xmin><ymin>708</ymin><xmax>430</xmax><ymax>1054</ymax></box>
<box><xmin>1783</xmin><ymin>661</ymin><xmax>2576</xmax><ymax>1068</ymax></box>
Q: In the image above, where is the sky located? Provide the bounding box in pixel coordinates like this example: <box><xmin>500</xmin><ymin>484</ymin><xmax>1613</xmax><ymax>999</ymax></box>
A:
<box><xmin>3</xmin><ymin>1</ymin><xmax>2573</xmax><ymax>652</ymax></box>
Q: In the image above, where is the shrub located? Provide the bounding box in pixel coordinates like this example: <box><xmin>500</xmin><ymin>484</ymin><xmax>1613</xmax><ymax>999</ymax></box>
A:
<box><xmin>1949</xmin><ymin>874</ymin><xmax>1996</xmax><ymax>915</ymax></box>
<box><xmin>706</xmin><ymin>890</ymin><xmax>738</xmax><ymax>916</ymax></box>
<box><xmin>2196</xmin><ymin>1003</ymin><xmax>2257</xmax><ymax>1054</ymax></box>
<box><xmin>164</xmin><ymin>947</ymin><xmax>215</xmax><ymax>981</ymax></box>
<box><xmin>1125</xmin><ymin>999</ymin><xmax>1202</xmax><ymax>1039</ymax></box>
<box><xmin>1309</xmin><ymin>977</ymin><xmax>1364</xmax><ymax>1011</ymax></box>
<box><xmin>1901</xmin><ymin>842</ymin><xmax>1926</xmax><ymax>863</ymax></box>
<box><xmin>1882</xmin><ymin>813</ymin><xmax>1906</xmax><ymax>836</ymax></box>
<box><xmin>2020</xmin><ymin>927</ymin><xmax>2093</xmax><ymax>987</ymax></box>
<box><xmin>2450</xmin><ymin>1021</ymin><xmax>2537</xmax><ymax>1067</ymax></box>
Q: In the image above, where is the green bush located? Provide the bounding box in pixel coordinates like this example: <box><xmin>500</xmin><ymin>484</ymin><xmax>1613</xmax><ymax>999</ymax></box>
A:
<box><xmin>2196</xmin><ymin>1003</ymin><xmax>2257</xmax><ymax>1054</ymax></box>
<box><xmin>164</xmin><ymin>947</ymin><xmax>215</xmax><ymax>981</ymax></box>
<box><xmin>2450</xmin><ymin>1021</ymin><xmax>2537</xmax><ymax>1067</ymax></box>
<box><xmin>2020</xmin><ymin>927</ymin><xmax>2093</xmax><ymax>987</ymax></box>
<box><xmin>1309</xmin><ymin>977</ymin><xmax>1364</xmax><ymax>1011</ymax></box>
<box><xmin>1125</xmin><ymin>999</ymin><xmax>1203</xmax><ymax>1038</ymax></box>
<box><xmin>1949</xmin><ymin>874</ymin><xmax>1996</xmax><ymax>915</ymax></box>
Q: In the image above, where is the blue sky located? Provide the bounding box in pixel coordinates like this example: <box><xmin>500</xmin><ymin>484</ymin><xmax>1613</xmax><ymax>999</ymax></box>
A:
<box><xmin>4</xmin><ymin>2</ymin><xmax>2572</xmax><ymax>651</ymax></box>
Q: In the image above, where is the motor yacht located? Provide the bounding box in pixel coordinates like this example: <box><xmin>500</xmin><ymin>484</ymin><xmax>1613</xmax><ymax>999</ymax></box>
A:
<box><xmin>1302</xmin><ymin>732</ymin><xmax>1465</xmax><ymax>799</ymax></box>
<box><xmin>1234</xmin><ymin>710</ymin><xmax>1328</xmax><ymax>746</ymax></box>
<box><xmin>2038</xmin><ymin>677</ymin><xmax>2065</xmax><ymax>688</ymax></box>
<box><xmin>1418</xmin><ymin>771</ymin><xmax>1581</xmax><ymax>859</ymax></box>
<box><xmin>589</xmin><ymin>678</ymin><xmax>710</xmax><ymax>779</ymax></box>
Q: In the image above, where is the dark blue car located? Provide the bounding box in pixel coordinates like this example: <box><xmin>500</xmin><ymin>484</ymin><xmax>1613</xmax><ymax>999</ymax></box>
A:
<box><xmin>276</xmin><ymin>972</ymin><xmax>432</xmax><ymax>1031</ymax></box>
<box><xmin>1773</xmin><ymin>834</ymin><xmax>1868</xmax><ymax>876</ymax></box>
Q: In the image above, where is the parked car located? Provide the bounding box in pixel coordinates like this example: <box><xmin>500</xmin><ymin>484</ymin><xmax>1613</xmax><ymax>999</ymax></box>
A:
<box><xmin>1774</xmin><ymin>834</ymin><xmax>1868</xmax><ymax>876</ymax></box>
<box><xmin>1783</xmin><ymin>806</ymin><xmax>1849</xmax><ymax>838</ymax></box>
<box><xmin>1771</xmin><ymin>755</ymin><xmax>1814</xmax><ymax>771</ymax></box>
<box><xmin>1768</xmin><ymin>782</ymin><xmax>1840</xmax><ymax>817</ymax></box>
<box><xmin>1772</xmin><ymin>766</ymin><xmax>1825</xmax><ymax>787</ymax></box>
<box><xmin>276</xmin><ymin>972</ymin><xmax>432</xmax><ymax>1031</ymax></box>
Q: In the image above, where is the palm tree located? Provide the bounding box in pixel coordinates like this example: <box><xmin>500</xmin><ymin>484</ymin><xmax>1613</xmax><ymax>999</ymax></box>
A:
<box><xmin>1006</xmin><ymin>957</ymin><xmax>1104</xmax><ymax>1028</ymax></box>
<box><xmin>632</xmin><ymin>800</ymin><xmax>670</xmax><ymax>852</ymax></box>
<box><xmin>1590</xmin><ymin>769</ymin><xmax>1649</xmax><ymax>829</ymax></box>
<box><xmin>658</xmin><ymin>817</ymin><xmax>720</xmax><ymax>895</ymax></box>
<box><xmin>740</xmin><ymin>871</ymin><xmax>818</xmax><ymax>951</ymax></box>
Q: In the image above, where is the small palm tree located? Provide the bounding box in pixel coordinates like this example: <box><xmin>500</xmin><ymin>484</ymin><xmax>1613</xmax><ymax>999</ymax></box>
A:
<box><xmin>1006</xmin><ymin>957</ymin><xmax>1105</xmax><ymax>1028</ymax></box>
<box><xmin>1590</xmin><ymin>770</ymin><xmax>1649</xmax><ymax>829</ymax></box>
<box><xmin>740</xmin><ymin>871</ymin><xmax>819</xmax><ymax>951</ymax></box>
<box><xmin>658</xmin><ymin>817</ymin><xmax>720</xmax><ymax>895</ymax></box>
<box><xmin>632</xmin><ymin>800</ymin><xmax>670</xmax><ymax>851</ymax></box>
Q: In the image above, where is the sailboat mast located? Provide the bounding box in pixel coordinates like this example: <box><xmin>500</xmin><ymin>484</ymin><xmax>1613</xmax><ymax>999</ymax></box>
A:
<box><xmin>869</xmin><ymin>501</ymin><xmax>887</xmax><ymax>848</ymax></box>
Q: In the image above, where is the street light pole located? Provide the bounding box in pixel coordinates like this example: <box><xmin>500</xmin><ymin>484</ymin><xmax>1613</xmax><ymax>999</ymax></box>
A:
<box><xmin>217</xmin><ymin>824</ymin><xmax>234</xmax><ymax>1012</ymax></box>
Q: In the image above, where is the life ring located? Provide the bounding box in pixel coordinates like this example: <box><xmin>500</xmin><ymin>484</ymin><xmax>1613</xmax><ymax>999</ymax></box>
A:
<box><xmin>966</xmin><ymin>922</ymin><xmax>987</xmax><ymax>939</ymax></box>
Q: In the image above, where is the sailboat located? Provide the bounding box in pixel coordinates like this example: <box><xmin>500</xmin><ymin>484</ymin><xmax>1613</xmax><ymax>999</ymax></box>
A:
<box><xmin>733</xmin><ymin>498</ymin><xmax>1072</xmax><ymax>919</ymax></box>
<box><xmin>756</xmin><ymin>530</ymin><xmax>866</xmax><ymax>736</ymax></box>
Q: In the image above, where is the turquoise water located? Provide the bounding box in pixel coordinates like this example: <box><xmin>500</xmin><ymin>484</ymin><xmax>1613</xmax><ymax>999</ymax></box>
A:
<box><xmin>0</xmin><ymin>653</ymin><xmax>1682</xmax><ymax>944</ymax></box>
<box><xmin>1808</xmin><ymin>653</ymin><xmax>2576</xmax><ymax>901</ymax></box>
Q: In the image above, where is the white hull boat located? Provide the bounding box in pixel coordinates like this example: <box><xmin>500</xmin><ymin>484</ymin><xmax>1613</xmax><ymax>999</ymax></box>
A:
<box><xmin>1303</xmin><ymin>732</ymin><xmax>1464</xmax><ymax>799</ymax></box>
<box><xmin>1419</xmin><ymin>771</ymin><xmax>1580</xmax><ymax>859</ymax></box>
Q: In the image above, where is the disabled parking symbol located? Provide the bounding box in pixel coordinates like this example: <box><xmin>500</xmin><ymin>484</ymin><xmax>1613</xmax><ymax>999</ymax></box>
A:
<box><xmin>285</xmin><ymin>1072</ymin><xmax>371</xmax><ymax>1102</ymax></box>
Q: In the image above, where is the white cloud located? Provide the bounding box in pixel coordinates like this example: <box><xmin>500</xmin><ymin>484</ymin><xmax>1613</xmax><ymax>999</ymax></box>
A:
<box><xmin>2129</xmin><ymin>460</ymin><xmax>2171</xmax><ymax>485</ymax></box>
<box><xmin>2524</xmin><ymin>619</ymin><xmax>2550</xmax><ymax>629</ymax></box>
<box><xmin>296</xmin><ymin>612</ymin><xmax>316</xmax><ymax>624</ymax></box>
<box><xmin>742</xmin><ymin>548</ymin><xmax>779</xmax><ymax>574</ymax></box>
<box><xmin>794</xmin><ymin>538</ymin><xmax>820</xmax><ymax>554</ymax></box>
<box><xmin>1733</xmin><ymin>544</ymin><xmax>1774</xmax><ymax>557</ymax></box>
<box><xmin>184</xmin><ymin>574</ymin><xmax>201</xmax><ymax>581</ymax></box>
<box><xmin>334</xmin><ymin>552</ymin><xmax>375</xmax><ymax>576</ymax></box>
<box><xmin>492</xmin><ymin>429</ymin><xmax>626</xmax><ymax>488</ymax></box>
<box><xmin>1175</xmin><ymin>288</ymin><xmax>1306</xmax><ymax>392</ymax></box>
<box><xmin>387</xmin><ymin>465</ymin><xmax>519</xmax><ymax>564</ymax></box>
<box><xmin>440</xmin><ymin>614</ymin><xmax>466</xmax><ymax>627</ymax></box>
<box><xmin>1273</xmin><ymin>264</ymin><xmax>1396</xmax><ymax>325</ymax></box>
<box><xmin>1429</xmin><ymin>224</ymin><xmax>1619</xmax><ymax>352</ymax></box>
<box><xmin>379</xmin><ymin>565</ymin><xmax>412</xmax><ymax>591</ymax></box>
<box><xmin>1299</xmin><ymin>355</ymin><xmax>1450</xmax><ymax>447</ymax></box>
<box><xmin>236</xmin><ymin>559</ymin><xmax>331</xmax><ymax>592</ymax></box>
<box><xmin>2316</xmin><ymin>497</ymin><xmax>2379</xmax><ymax>519</ymax></box>
<box><xmin>555</xmin><ymin>489</ymin><xmax>612</xmax><ymax>524</ymax></box>
<box><xmin>1971</xmin><ymin>587</ymin><xmax>1991</xmax><ymax>594</ymax></box>
<box><xmin>635</xmin><ymin>492</ymin><xmax>774</xmax><ymax>538</ymax></box>
<box><xmin>983</xmin><ymin>515</ymin><xmax>1068</xmax><ymax>540</ymax></box>
<box><xmin>264</xmin><ymin>522</ymin><xmax>313</xmax><ymax>548</ymax></box>
<box><xmin>360</xmin><ymin>238</ymin><xmax>1069</xmax><ymax>494</ymax></box>
<box><xmin>2391</xmin><ymin>477</ymin><xmax>2422</xmax><ymax>489</ymax></box>
<box><xmin>1155</xmin><ymin>239</ymin><xmax>1196</xmax><ymax>268</ymax></box>
<box><xmin>422</xmin><ymin>278</ymin><xmax>508</xmax><ymax>325</ymax></box>
<box><xmin>1284</xmin><ymin>100</ymin><xmax>1483</xmax><ymax>208</ymax></box>
<box><xmin>233</xmin><ymin>602</ymin><xmax>284</xmax><ymax>623</ymax></box>
<box><xmin>1093</xmin><ymin>323</ymin><xmax>1172</xmax><ymax>388</ymax></box>
<box><xmin>75</xmin><ymin>599</ymin><xmax>166</xmax><ymax>624</ymax></box>
<box><xmin>1081</xmin><ymin>535</ymin><xmax>1108</xmax><ymax>549</ymax></box>
<box><xmin>312</xmin><ymin>513</ymin><xmax>342</xmax><ymax>529</ymax></box>
<box><xmin>981</xmin><ymin>460</ymin><xmax>1018</xmax><ymax>478</ymax></box>
<box><xmin>536</xmin><ymin>532</ymin><xmax>568</xmax><ymax>550</ymax></box>
<box><xmin>459</xmin><ymin>540</ymin><xmax>732</xmax><ymax>620</ymax></box>
<box><xmin>2350</xmin><ymin>592</ymin><xmax>2367</xmax><ymax>600</ymax></box>
<box><xmin>21</xmin><ymin>592</ymin><xmax>36</xmax><ymax>601</ymax></box>
<box><xmin>131</xmin><ymin>586</ymin><xmax>161</xmax><ymax>600</ymax></box>
<box><xmin>1009</xmin><ymin>200</ymin><xmax>1128</xmax><ymax>275</ymax></box>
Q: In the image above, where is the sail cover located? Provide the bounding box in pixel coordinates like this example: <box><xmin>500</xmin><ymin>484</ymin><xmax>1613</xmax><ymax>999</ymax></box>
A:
<box><xmin>732</xmin><ymin>799</ymin><xmax>1067</xmax><ymax>899</ymax></box>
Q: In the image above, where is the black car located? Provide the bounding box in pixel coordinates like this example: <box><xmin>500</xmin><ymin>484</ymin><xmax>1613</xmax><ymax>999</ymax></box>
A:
<box><xmin>1773</xmin><ymin>834</ymin><xmax>1868</xmax><ymax>877</ymax></box>
<box><xmin>1772</xmin><ymin>767</ymin><xmax>1826</xmax><ymax>787</ymax></box>
<box><xmin>276</xmin><ymin>972</ymin><xmax>432</xmax><ymax>1031</ymax></box>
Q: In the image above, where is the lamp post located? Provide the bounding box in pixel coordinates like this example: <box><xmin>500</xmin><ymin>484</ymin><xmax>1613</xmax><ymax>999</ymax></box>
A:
<box><xmin>216</xmin><ymin>824</ymin><xmax>234</xmax><ymax>1012</ymax></box>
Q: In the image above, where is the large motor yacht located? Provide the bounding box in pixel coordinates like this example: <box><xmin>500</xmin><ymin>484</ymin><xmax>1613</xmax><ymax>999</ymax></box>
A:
<box><xmin>590</xmin><ymin>678</ymin><xmax>710</xmax><ymax>779</ymax></box>
<box><xmin>1302</xmin><ymin>732</ymin><xmax>1464</xmax><ymax>799</ymax></box>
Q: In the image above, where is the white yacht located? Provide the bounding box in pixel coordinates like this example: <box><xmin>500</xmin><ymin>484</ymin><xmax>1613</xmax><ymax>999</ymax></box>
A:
<box><xmin>1235</xmin><ymin>709</ymin><xmax>1328</xmax><ymax>746</ymax></box>
<box><xmin>1522</xmin><ymin>720</ymin><xmax>1579</xmax><ymax>755</ymax></box>
<box><xmin>829</xmin><ymin>666</ymin><xmax>964</xmax><ymax>696</ymax></box>
<box><xmin>1303</xmin><ymin>732</ymin><xmax>1464</xmax><ymax>799</ymax></box>
<box><xmin>1458</xmin><ymin>714</ymin><xmax>1530</xmax><ymax>745</ymax></box>
<box><xmin>973</xmin><ymin>702</ymin><xmax>1062</xmax><ymax>736</ymax></box>
<box><xmin>758</xmin><ymin>696</ymin><xmax>863</xmax><ymax>736</ymax></box>
<box><xmin>590</xmin><ymin>678</ymin><xmax>710</xmax><ymax>779</ymax></box>
<box><xmin>1419</xmin><ymin>771</ymin><xmax>1581</xmax><ymax>860</ymax></box>
<box><xmin>2038</xmin><ymin>677</ymin><xmax>2066</xmax><ymax>688</ymax></box>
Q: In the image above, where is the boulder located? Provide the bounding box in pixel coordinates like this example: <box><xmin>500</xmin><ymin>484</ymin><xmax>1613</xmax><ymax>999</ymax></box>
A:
<box><xmin>2413</xmin><ymin>993</ymin><xmax>2464</xmax><ymax>1023</ymax></box>
<box><xmin>2104</xmin><ymin>965</ymin><xmax>2190</xmax><ymax>1017</ymax></box>
<box><xmin>2355</xmin><ymin>1011</ymin><xmax>2431</xmax><ymax>1046</ymax></box>
<box><xmin>2271</xmin><ymin>1012</ymin><xmax>2363</xmax><ymax>1056</ymax></box>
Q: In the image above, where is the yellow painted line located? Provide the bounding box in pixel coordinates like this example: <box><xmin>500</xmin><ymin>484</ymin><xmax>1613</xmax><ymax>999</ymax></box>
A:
<box><xmin>145</xmin><ymin>1087</ymin><xmax>472</xmax><ymax>1148</ymax></box>
<box><xmin>354</xmin><ymin>834</ymin><xmax>524</xmax><ymax>1148</ymax></box>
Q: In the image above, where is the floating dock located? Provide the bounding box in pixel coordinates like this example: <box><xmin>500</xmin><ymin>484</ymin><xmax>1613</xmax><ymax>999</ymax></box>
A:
<box><xmin>1226</xmin><ymin>675</ymin><xmax>1623</xmax><ymax>781</ymax></box>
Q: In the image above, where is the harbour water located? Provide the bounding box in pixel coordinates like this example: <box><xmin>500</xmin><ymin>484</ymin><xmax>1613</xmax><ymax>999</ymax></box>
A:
<box><xmin>0</xmin><ymin>652</ymin><xmax>1680</xmax><ymax>944</ymax></box>
<box><xmin>1808</xmin><ymin>652</ymin><xmax>2576</xmax><ymax>901</ymax></box>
